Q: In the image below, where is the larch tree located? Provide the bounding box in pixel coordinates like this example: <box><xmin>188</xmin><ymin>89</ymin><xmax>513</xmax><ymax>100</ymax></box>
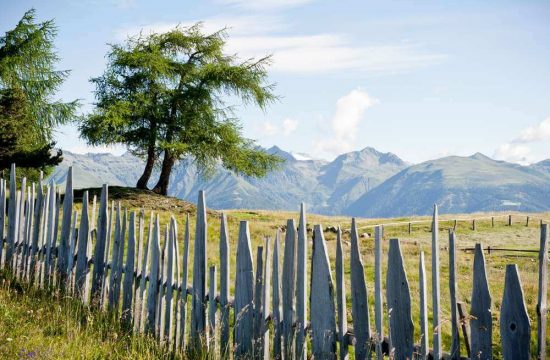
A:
<box><xmin>80</xmin><ymin>24</ymin><xmax>283</xmax><ymax>195</ymax></box>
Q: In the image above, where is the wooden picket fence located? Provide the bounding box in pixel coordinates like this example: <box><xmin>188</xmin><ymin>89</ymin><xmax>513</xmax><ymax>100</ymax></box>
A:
<box><xmin>0</xmin><ymin>164</ymin><xmax>548</xmax><ymax>360</ymax></box>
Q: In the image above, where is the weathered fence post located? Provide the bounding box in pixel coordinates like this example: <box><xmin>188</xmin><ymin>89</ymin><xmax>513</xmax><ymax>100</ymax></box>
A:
<box><xmin>91</xmin><ymin>185</ymin><xmax>108</xmax><ymax>306</ymax></box>
<box><xmin>133</xmin><ymin>210</ymin><xmax>146</xmax><ymax>333</ymax></box>
<box><xmin>177</xmin><ymin>214</ymin><xmax>191</xmax><ymax>350</ymax></box>
<box><xmin>350</xmin><ymin>218</ymin><xmax>371</xmax><ymax>359</ymax></box>
<box><xmin>254</xmin><ymin>246</ymin><xmax>264</xmax><ymax>356</ymax></box>
<box><xmin>470</xmin><ymin>243</ymin><xmax>492</xmax><ymax>360</ymax></box>
<box><xmin>310</xmin><ymin>225</ymin><xmax>336</xmax><ymax>359</ymax></box>
<box><xmin>261</xmin><ymin>237</ymin><xmax>272</xmax><ymax>360</ymax></box>
<box><xmin>457</xmin><ymin>302</ymin><xmax>471</xmax><ymax>358</ymax></box>
<box><xmin>57</xmin><ymin>166</ymin><xmax>73</xmax><ymax>290</ymax></box>
<box><xmin>295</xmin><ymin>203</ymin><xmax>307</xmax><ymax>360</ymax></box>
<box><xmin>209</xmin><ymin>265</ymin><xmax>217</xmax><ymax>350</ymax></box>
<box><xmin>282</xmin><ymin>219</ymin><xmax>296</xmax><ymax>359</ymax></box>
<box><xmin>6</xmin><ymin>164</ymin><xmax>17</xmax><ymax>270</ymax></box>
<box><xmin>272</xmin><ymin>230</ymin><xmax>282</xmax><ymax>359</ymax></box>
<box><xmin>219</xmin><ymin>213</ymin><xmax>230</xmax><ymax>357</ymax></box>
<box><xmin>536</xmin><ymin>224</ymin><xmax>548</xmax><ymax>359</ymax></box>
<box><xmin>121</xmin><ymin>211</ymin><xmax>136</xmax><ymax>328</ymax></box>
<box><xmin>137</xmin><ymin>212</ymin><xmax>153</xmax><ymax>333</ymax></box>
<box><xmin>374</xmin><ymin>225</ymin><xmax>384</xmax><ymax>360</ymax></box>
<box><xmin>472</xmin><ymin>219</ymin><xmax>476</xmax><ymax>231</ymax></box>
<box><xmin>336</xmin><ymin>229</ymin><xmax>348</xmax><ymax>360</ymax></box>
<box><xmin>75</xmin><ymin>191</ymin><xmax>90</xmax><ymax>300</ymax></box>
<box><xmin>0</xmin><ymin>179</ymin><xmax>6</xmax><ymax>269</ymax></box>
<box><xmin>431</xmin><ymin>204</ymin><xmax>442</xmax><ymax>359</ymax></box>
<box><xmin>386</xmin><ymin>238</ymin><xmax>413</xmax><ymax>360</ymax></box>
<box><xmin>191</xmin><ymin>190</ymin><xmax>208</xmax><ymax>347</ymax></box>
<box><xmin>419</xmin><ymin>252</ymin><xmax>429</xmax><ymax>360</ymax></box>
<box><xmin>108</xmin><ymin>203</ymin><xmax>122</xmax><ymax>312</ymax></box>
<box><xmin>508</xmin><ymin>214</ymin><xmax>512</xmax><ymax>226</ymax></box>
<box><xmin>491</xmin><ymin>217</ymin><xmax>495</xmax><ymax>228</ymax></box>
<box><xmin>234</xmin><ymin>220</ymin><xmax>254</xmax><ymax>358</ymax></box>
<box><xmin>500</xmin><ymin>264</ymin><xmax>530</xmax><ymax>360</ymax></box>
<box><xmin>146</xmin><ymin>214</ymin><xmax>161</xmax><ymax>334</ymax></box>
<box><xmin>449</xmin><ymin>230</ymin><xmax>460</xmax><ymax>360</ymax></box>
<box><xmin>526</xmin><ymin>216</ymin><xmax>529</xmax><ymax>227</ymax></box>
<box><xmin>408</xmin><ymin>222</ymin><xmax>412</xmax><ymax>234</ymax></box>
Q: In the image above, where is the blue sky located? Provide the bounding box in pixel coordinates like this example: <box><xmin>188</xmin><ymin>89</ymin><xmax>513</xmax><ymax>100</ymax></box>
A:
<box><xmin>2</xmin><ymin>0</ymin><xmax>549</xmax><ymax>164</ymax></box>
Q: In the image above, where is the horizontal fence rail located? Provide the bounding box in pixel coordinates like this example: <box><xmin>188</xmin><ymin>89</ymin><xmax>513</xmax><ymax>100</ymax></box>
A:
<box><xmin>0</xmin><ymin>164</ymin><xmax>548</xmax><ymax>359</ymax></box>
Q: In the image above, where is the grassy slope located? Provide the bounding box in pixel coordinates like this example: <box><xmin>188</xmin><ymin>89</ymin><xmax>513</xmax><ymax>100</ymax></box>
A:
<box><xmin>1</xmin><ymin>188</ymin><xmax>549</xmax><ymax>358</ymax></box>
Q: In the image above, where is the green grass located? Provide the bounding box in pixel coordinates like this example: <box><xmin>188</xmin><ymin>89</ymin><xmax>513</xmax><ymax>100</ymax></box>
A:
<box><xmin>1</xmin><ymin>188</ymin><xmax>548</xmax><ymax>358</ymax></box>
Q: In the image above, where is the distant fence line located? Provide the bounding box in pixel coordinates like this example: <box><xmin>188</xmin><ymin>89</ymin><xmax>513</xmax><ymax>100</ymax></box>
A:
<box><xmin>0</xmin><ymin>164</ymin><xmax>548</xmax><ymax>360</ymax></box>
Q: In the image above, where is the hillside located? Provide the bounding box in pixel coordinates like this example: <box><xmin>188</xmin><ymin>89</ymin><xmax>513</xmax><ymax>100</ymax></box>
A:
<box><xmin>345</xmin><ymin>153</ymin><xmax>550</xmax><ymax>217</ymax></box>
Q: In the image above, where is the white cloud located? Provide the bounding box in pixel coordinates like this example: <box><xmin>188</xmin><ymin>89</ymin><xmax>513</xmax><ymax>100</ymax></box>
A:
<box><xmin>282</xmin><ymin>118</ymin><xmax>298</xmax><ymax>135</ymax></box>
<box><xmin>315</xmin><ymin>89</ymin><xmax>377</xmax><ymax>156</ymax></box>
<box><xmin>219</xmin><ymin>0</ymin><xmax>314</xmax><ymax>11</ymax></box>
<box><xmin>493</xmin><ymin>143</ymin><xmax>533</xmax><ymax>165</ymax></box>
<box><xmin>260</xmin><ymin>121</ymin><xmax>279</xmax><ymax>136</ymax></box>
<box><xmin>115</xmin><ymin>16</ymin><xmax>446</xmax><ymax>75</ymax></box>
<box><xmin>515</xmin><ymin>117</ymin><xmax>550</xmax><ymax>143</ymax></box>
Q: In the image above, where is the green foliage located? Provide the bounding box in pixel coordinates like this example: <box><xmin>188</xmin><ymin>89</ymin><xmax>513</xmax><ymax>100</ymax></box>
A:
<box><xmin>80</xmin><ymin>23</ymin><xmax>283</xmax><ymax>192</ymax></box>
<box><xmin>0</xmin><ymin>9</ymin><xmax>78</xmax><ymax>180</ymax></box>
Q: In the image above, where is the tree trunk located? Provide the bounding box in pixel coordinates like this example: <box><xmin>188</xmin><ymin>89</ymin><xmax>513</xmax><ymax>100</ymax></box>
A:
<box><xmin>136</xmin><ymin>145</ymin><xmax>155</xmax><ymax>189</ymax></box>
<box><xmin>152</xmin><ymin>149</ymin><xmax>175</xmax><ymax>195</ymax></box>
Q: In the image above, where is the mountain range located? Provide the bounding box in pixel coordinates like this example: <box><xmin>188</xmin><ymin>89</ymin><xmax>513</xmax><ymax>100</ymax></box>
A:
<box><xmin>50</xmin><ymin>147</ymin><xmax>550</xmax><ymax>217</ymax></box>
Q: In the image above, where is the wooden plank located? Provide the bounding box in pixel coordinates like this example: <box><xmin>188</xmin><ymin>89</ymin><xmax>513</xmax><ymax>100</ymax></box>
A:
<box><xmin>219</xmin><ymin>212</ymin><xmax>230</xmax><ymax>357</ymax></box>
<box><xmin>75</xmin><ymin>191</ymin><xmax>90</xmax><ymax>300</ymax></box>
<box><xmin>234</xmin><ymin>220</ymin><xmax>254</xmax><ymax>358</ymax></box>
<box><xmin>57</xmin><ymin>166</ymin><xmax>73</xmax><ymax>289</ymax></box>
<box><xmin>158</xmin><ymin>224</ymin><xmax>168</xmax><ymax>340</ymax></box>
<box><xmin>66</xmin><ymin>212</ymin><xmax>78</xmax><ymax>292</ymax></box>
<box><xmin>0</xmin><ymin>179</ymin><xmax>6</xmax><ymax>269</ymax></box>
<box><xmin>91</xmin><ymin>185</ymin><xmax>108</xmax><ymax>306</ymax></box>
<box><xmin>44</xmin><ymin>185</ymin><xmax>56</xmax><ymax>286</ymax></box>
<box><xmin>191</xmin><ymin>190</ymin><xmax>208</xmax><ymax>344</ymax></box>
<box><xmin>38</xmin><ymin>185</ymin><xmax>50</xmax><ymax>288</ymax></box>
<box><xmin>295</xmin><ymin>203</ymin><xmax>307</xmax><ymax>360</ymax></box>
<box><xmin>431</xmin><ymin>204</ymin><xmax>442</xmax><ymax>359</ymax></box>
<box><xmin>6</xmin><ymin>164</ymin><xmax>16</xmax><ymax>270</ymax></box>
<box><xmin>121</xmin><ymin>211</ymin><xmax>136</xmax><ymax>328</ymax></box>
<box><xmin>101</xmin><ymin>200</ymin><xmax>115</xmax><ymax>310</ymax></box>
<box><xmin>51</xmin><ymin>186</ymin><xmax>61</xmax><ymax>278</ymax></box>
<box><xmin>209</xmin><ymin>265</ymin><xmax>217</xmax><ymax>350</ymax></box>
<box><xmin>448</xmin><ymin>230</ymin><xmax>460</xmax><ymax>360</ymax></box>
<box><xmin>114</xmin><ymin>209</ymin><xmax>127</xmax><ymax>310</ymax></box>
<box><xmin>172</xmin><ymin>218</ymin><xmax>180</xmax><ymax>352</ymax></box>
<box><xmin>83</xmin><ymin>230</ymin><xmax>94</xmax><ymax>305</ymax></box>
<box><xmin>500</xmin><ymin>264</ymin><xmax>530</xmax><ymax>360</ymax></box>
<box><xmin>164</xmin><ymin>218</ymin><xmax>176</xmax><ymax>345</ymax></box>
<box><xmin>254</xmin><ymin>245</ymin><xmax>264</xmax><ymax>357</ymax></box>
<box><xmin>145</xmin><ymin>214</ymin><xmax>161</xmax><ymax>334</ymax></box>
<box><xmin>108</xmin><ymin>203</ymin><xmax>122</xmax><ymax>312</ymax></box>
<box><xmin>336</xmin><ymin>228</ymin><xmax>348</xmax><ymax>360</ymax></box>
<box><xmin>310</xmin><ymin>224</ymin><xmax>336</xmax><ymax>359</ymax></box>
<box><xmin>91</xmin><ymin>195</ymin><xmax>97</xmax><ymax>231</ymax></box>
<box><xmin>282</xmin><ymin>219</ymin><xmax>296</xmax><ymax>359</ymax></box>
<box><xmin>508</xmin><ymin>214</ymin><xmax>512</xmax><ymax>226</ymax></box>
<box><xmin>470</xmin><ymin>243</ymin><xmax>492</xmax><ymax>360</ymax></box>
<box><xmin>11</xmin><ymin>190</ymin><xmax>21</xmax><ymax>273</ymax></box>
<box><xmin>137</xmin><ymin>212</ymin><xmax>153</xmax><ymax>333</ymax></box>
<box><xmin>419</xmin><ymin>251</ymin><xmax>429</xmax><ymax>360</ymax></box>
<box><xmin>536</xmin><ymin>224</ymin><xmax>548</xmax><ymax>359</ymax></box>
<box><xmin>272</xmin><ymin>230</ymin><xmax>282</xmax><ymax>359</ymax></box>
<box><xmin>374</xmin><ymin>225</ymin><xmax>384</xmax><ymax>360</ymax></box>
<box><xmin>177</xmin><ymin>213</ymin><xmax>191</xmax><ymax>350</ymax></box>
<box><xmin>132</xmin><ymin>210</ymin><xmax>146</xmax><ymax>333</ymax></box>
<box><xmin>350</xmin><ymin>218</ymin><xmax>371</xmax><ymax>359</ymax></box>
<box><xmin>386</xmin><ymin>238</ymin><xmax>414</xmax><ymax>360</ymax></box>
<box><xmin>261</xmin><ymin>237</ymin><xmax>271</xmax><ymax>360</ymax></box>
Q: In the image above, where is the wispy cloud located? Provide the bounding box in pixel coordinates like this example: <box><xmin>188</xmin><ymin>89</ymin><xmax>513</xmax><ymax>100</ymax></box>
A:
<box><xmin>114</xmin><ymin>16</ymin><xmax>446</xmax><ymax>75</ymax></box>
<box><xmin>218</xmin><ymin>0</ymin><xmax>314</xmax><ymax>11</ymax></box>
<box><xmin>315</xmin><ymin>89</ymin><xmax>378</xmax><ymax>157</ymax></box>
<box><xmin>282</xmin><ymin>118</ymin><xmax>298</xmax><ymax>135</ymax></box>
<box><xmin>493</xmin><ymin>117</ymin><xmax>550</xmax><ymax>164</ymax></box>
<box><xmin>258</xmin><ymin>118</ymin><xmax>298</xmax><ymax>137</ymax></box>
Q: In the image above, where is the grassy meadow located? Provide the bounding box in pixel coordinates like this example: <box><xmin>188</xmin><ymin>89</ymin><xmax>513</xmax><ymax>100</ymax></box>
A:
<box><xmin>1</xmin><ymin>188</ymin><xmax>548</xmax><ymax>358</ymax></box>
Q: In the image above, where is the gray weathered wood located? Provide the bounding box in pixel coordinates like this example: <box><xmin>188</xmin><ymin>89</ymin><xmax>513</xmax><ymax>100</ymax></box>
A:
<box><xmin>121</xmin><ymin>211</ymin><xmax>136</xmax><ymax>328</ymax></box>
<box><xmin>234</xmin><ymin>220</ymin><xmax>255</xmax><ymax>358</ymax></box>
<box><xmin>254</xmin><ymin>245</ymin><xmax>264</xmax><ymax>356</ymax></box>
<box><xmin>500</xmin><ymin>264</ymin><xmax>530</xmax><ymax>360</ymax></box>
<box><xmin>0</xmin><ymin>179</ymin><xmax>6</xmax><ymax>269</ymax></box>
<box><xmin>386</xmin><ymin>238</ymin><xmax>414</xmax><ymax>360</ymax></box>
<box><xmin>449</xmin><ymin>230</ymin><xmax>460</xmax><ymax>360</ymax></box>
<box><xmin>137</xmin><ymin>212</ymin><xmax>153</xmax><ymax>333</ymax></box>
<box><xmin>261</xmin><ymin>237</ymin><xmax>271</xmax><ymax>360</ymax></box>
<box><xmin>536</xmin><ymin>224</ymin><xmax>548</xmax><ymax>359</ymax></box>
<box><xmin>133</xmin><ymin>210</ymin><xmax>146</xmax><ymax>333</ymax></box>
<box><xmin>310</xmin><ymin>224</ymin><xmax>336</xmax><ymax>359</ymax></box>
<box><xmin>44</xmin><ymin>185</ymin><xmax>56</xmax><ymax>285</ymax></box>
<box><xmin>166</xmin><ymin>217</ymin><xmax>177</xmax><ymax>346</ymax></box>
<box><xmin>108</xmin><ymin>203</ymin><xmax>122</xmax><ymax>311</ymax></box>
<box><xmin>419</xmin><ymin>251</ymin><xmax>429</xmax><ymax>360</ymax></box>
<box><xmin>66</xmin><ymin>211</ymin><xmax>78</xmax><ymax>291</ymax></box>
<box><xmin>146</xmin><ymin>214</ymin><xmax>161</xmax><ymax>334</ymax></box>
<box><xmin>508</xmin><ymin>214</ymin><xmax>512</xmax><ymax>226</ymax></box>
<box><xmin>114</xmin><ymin>209</ymin><xmax>126</xmax><ymax>310</ymax></box>
<box><xmin>191</xmin><ymin>190</ymin><xmax>208</xmax><ymax>345</ymax></box>
<box><xmin>158</xmin><ymin>224</ymin><xmax>168</xmax><ymax>340</ymax></box>
<box><xmin>457</xmin><ymin>302</ymin><xmax>471</xmax><ymax>358</ymax></box>
<box><xmin>282</xmin><ymin>219</ymin><xmax>296</xmax><ymax>359</ymax></box>
<box><xmin>83</xmin><ymin>230</ymin><xmax>94</xmax><ymax>305</ymax></box>
<box><xmin>470</xmin><ymin>243</ymin><xmax>492</xmax><ymax>360</ymax></box>
<box><xmin>219</xmin><ymin>212</ymin><xmax>230</xmax><ymax>357</ymax></box>
<box><xmin>177</xmin><ymin>213</ymin><xmax>190</xmax><ymax>350</ymax></box>
<box><xmin>350</xmin><ymin>218</ymin><xmax>371</xmax><ymax>359</ymax></box>
<box><xmin>336</xmin><ymin>228</ymin><xmax>348</xmax><ymax>360</ymax></box>
<box><xmin>431</xmin><ymin>204</ymin><xmax>442</xmax><ymax>359</ymax></box>
<box><xmin>91</xmin><ymin>184</ymin><xmax>108</xmax><ymax>305</ymax></box>
<box><xmin>57</xmin><ymin>166</ymin><xmax>73</xmax><ymax>288</ymax></box>
<box><xmin>272</xmin><ymin>230</ymin><xmax>282</xmax><ymax>359</ymax></box>
<box><xmin>172</xmin><ymin>218</ymin><xmax>180</xmax><ymax>352</ymax></box>
<box><xmin>75</xmin><ymin>191</ymin><xmax>90</xmax><ymax>300</ymax></box>
<box><xmin>209</xmin><ymin>265</ymin><xmax>217</xmax><ymax>349</ymax></box>
<box><xmin>6</xmin><ymin>164</ymin><xmax>17</xmax><ymax>269</ymax></box>
<box><xmin>374</xmin><ymin>225</ymin><xmax>384</xmax><ymax>360</ymax></box>
<box><xmin>295</xmin><ymin>203</ymin><xmax>307</xmax><ymax>360</ymax></box>
<box><xmin>91</xmin><ymin>194</ymin><xmax>97</xmax><ymax>231</ymax></box>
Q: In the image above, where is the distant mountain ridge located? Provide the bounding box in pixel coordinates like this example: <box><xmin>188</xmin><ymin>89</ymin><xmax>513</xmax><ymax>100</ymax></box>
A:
<box><xmin>51</xmin><ymin>147</ymin><xmax>549</xmax><ymax>217</ymax></box>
